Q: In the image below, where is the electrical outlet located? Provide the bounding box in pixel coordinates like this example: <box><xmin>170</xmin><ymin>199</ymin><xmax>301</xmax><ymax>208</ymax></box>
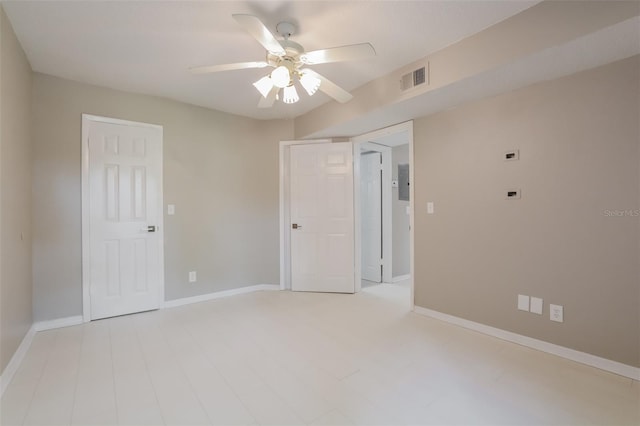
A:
<box><xmin>504</xmin><ymin>149</ymin><xmax>520</xmax><ymax>161</ymax></box>
<box><xmin>517</xmin><ymin>294</ymin><xmax>530</xmax><ymax>311</ymax></box>
<box><xmin>188</xmin><ymin>271</ymin><xmax>197</xmax><ymax>283</ymax></box>
<box><xmin>550</xmin><ymin>304</ymin><xmax>563</xmax><ymax>322</ymax></box>
<box><xmin>530</xmin><ymin>297</ymin><xmax>543</xmax><ymax>315</ymax></box>
<box><xmin>506</xmin><ymin>189</ymin><xmax>521</xmax><ymax>200</ymax></box>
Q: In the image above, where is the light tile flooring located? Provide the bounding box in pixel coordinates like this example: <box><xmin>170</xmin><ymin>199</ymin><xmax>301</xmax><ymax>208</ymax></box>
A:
<box><xmin>2</xmin><ymin>283</ymin><xmax>638</xmax><ymax>425</ymax></box>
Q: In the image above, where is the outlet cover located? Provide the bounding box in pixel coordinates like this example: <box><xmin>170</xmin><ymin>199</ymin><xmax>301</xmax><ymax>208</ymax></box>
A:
<box><xmin>530</xmin><ymin>297</ymin><xmax>543</xmax><ymax>315</ymax></box>
<box><xmin>427</xmin><ymin>202</ymin><xmax>434</xmax><ymax>214</ymax></box>
<box><xmin>517</xmin><ymin>294</ymin><xmax>530</xmax><ymax>311</ymax></box>
<box><xmin>550</xmin><ymin>304</ymin><xmax>563</xmax><ymax>322</ymax></box>
<box><xmin>188</xmin><ymin>271</ymin><xmax>197</xmax><ymax>283</ymax></box>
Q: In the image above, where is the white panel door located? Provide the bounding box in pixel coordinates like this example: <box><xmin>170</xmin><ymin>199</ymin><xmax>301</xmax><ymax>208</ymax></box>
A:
<box><xmin>361</xmin><ymin>152</ymin><xmax>382</xmax><ymax>282</ymax></box>
<box><xmin>87</xmin><ymin>120</ymin><xmax>163</xmax><ymax>320</ymax></box>
<box><xmin>290</xmin><ymin>142</ymin><xmax>354</xmax><ymax>293</ymax></box>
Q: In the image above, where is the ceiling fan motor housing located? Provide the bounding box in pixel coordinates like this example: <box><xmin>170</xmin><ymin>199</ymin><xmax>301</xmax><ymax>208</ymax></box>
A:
<box><xmin>267</xmin><ymin>39</ymin><xmax>304</xmax><ymax>64</ymax></box>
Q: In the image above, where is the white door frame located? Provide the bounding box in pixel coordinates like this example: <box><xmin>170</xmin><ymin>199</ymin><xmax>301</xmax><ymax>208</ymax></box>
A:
<box><xmin>354</xmin><ymin>142</ymin><xmax>392</xmax><ymax>289</ymax></box>
<box><xmin>351</xmin><ymin>121</ymin><xmax>415</xmax><ymax>304</ymax></box>
<box><xmin>279</xmin><ymin>139</ymin><xmax>331</xmax><ymax>290</ymax></box>
<box><xmin>81</xmin><ymin>114</ymin><xmax>165</xmax><ymax>322</ymax></box>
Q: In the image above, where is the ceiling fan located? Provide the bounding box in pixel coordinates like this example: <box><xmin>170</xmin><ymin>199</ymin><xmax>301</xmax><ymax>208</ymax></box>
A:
<box><xmin>190</xmin><ymin>14</ymin><xmax>376</xmax><ymax>108</ymax></box>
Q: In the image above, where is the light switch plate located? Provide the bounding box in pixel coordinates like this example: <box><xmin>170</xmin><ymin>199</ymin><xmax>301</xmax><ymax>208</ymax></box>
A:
<box><xmin>406</xmin><ymin>206</ymin><xmax>411</xmax><ymax>215</ymax></box>
<box><xmin>427</xmin><ymin>202</ymin><xmax>434</xmax><ymax>214</ymax></box>
<box><xmin>188</xmin><ymin>271</ymin><xmax>197</xmax><ymax>283</ymax></box>
<box><xmin>530</xmin><ymin>297</ymin><xmax>543</xmax><ymax>315</ymax></box>
<box><xmin>167</xmin><ymin>204</ymin><xmax>175</xmax><ymax>215</ymax></box>
<box><xmin>518</xmin><ymin>294</ymin><xmax>530</xmax><ymax>311</ymax></box>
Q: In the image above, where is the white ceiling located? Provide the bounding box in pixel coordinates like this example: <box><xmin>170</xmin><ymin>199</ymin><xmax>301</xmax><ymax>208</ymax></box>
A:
<box><xmin>3</xmin><ymin>0</ymin><xmax>539</xmax><ymax>120</ymax></box>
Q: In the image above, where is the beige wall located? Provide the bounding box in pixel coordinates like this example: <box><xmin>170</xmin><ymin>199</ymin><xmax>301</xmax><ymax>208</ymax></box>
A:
<box><xmin>0</xmin><ymin>6</ymin><xmax>33</xmax><ymax>373</ymax></box>
<box><xmin>295</xmin><ymin>1</ymin><xmax>640</xmax><ymax>139</ymax></box>
<box><xmin>32</xmin><ymin>73</ymin><xmax>293</xmax><ymax>321</ymax></box>
<box><xmin>392</xmin><ymin>144</ymin><xmax>410</xmax><ymax>277</ymax></box>
<box><xmin>414</xmin><ymin>56</ymin><xmax>640</xmax><ymax>367</ymax></box>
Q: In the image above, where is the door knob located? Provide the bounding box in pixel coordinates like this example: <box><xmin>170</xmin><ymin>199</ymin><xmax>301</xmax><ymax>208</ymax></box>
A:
<box><xmin>147</xmin><ymin>225</ymin><xmax>157</xmax><ymax>233</ymax></box>
<box><xmin>292</xmin><ymin>223</ymin><xmax>302</xmax><ymax>229</ymax></box>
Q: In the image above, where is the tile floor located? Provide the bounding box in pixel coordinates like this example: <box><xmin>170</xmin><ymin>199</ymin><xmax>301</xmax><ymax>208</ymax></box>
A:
<box><xmin>1</xmin><ymin>283</ymin><xmax>638</xmax><ymax>425</ymax></box>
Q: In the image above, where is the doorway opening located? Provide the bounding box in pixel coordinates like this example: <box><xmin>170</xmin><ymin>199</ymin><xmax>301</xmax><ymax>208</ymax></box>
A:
<box><xmin>352</xmin><ymin>121</ymin><xmax>414</xmax><ymax>306</ymax></box>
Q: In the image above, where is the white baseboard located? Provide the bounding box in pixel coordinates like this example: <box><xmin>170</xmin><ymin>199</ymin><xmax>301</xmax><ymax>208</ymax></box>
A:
<box><xmin>413</xmin><ymin>305</ymin><xmax>640</xmax><ymax>381</ymax></box>
<box><xmin>392</xmin><ymin>274</ymin><xmax>411</xmax><ymax>283</ymax></box>
<box><xmin>165</xmin><ymin>284</ymin><xmax>280</xmax><ymax>308</ymax></box>
<box><xmin>0</xmin><ymin>325</ymin><xmax>36</xmax><ymax>397</ymax></box>
<box><xmin>34</xmin><ymin>315</ymin><xmax>83</xmax><ymax>332</ymax></box>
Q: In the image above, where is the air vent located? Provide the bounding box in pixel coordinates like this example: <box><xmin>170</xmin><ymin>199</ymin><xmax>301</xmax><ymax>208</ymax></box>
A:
<box><xmin>413</xmin><ymin>67</ymin><xmax>426</xmax><ymax>86</ymax></box>
<box><xmin>400</xmin><ymin>63</ymin><xmax>429</xmax><ymax>91</ymax></box>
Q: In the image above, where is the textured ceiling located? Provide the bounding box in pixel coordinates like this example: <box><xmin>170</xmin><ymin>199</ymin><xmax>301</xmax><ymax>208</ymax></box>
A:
<box><xmin>3</xmin><ymin>1</ymin><xmax>539</xmax><ymax>120</ymax></box>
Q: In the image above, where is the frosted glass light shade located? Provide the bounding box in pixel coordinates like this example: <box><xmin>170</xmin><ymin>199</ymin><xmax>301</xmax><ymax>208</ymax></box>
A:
<box><xmin>299</xmin><ymin>72</ymin><xmax>321</xmax><ymax>96</ymax></box>
<box><xmin>253</xmin><ymin>76</ymin><xmax>274</xmax><ymax>98</ymax></box>
<box><xmin>271</xmin><ymin>66</ymin><xmax>291</xmax><ymax>88</ymax></box>
<box><xmin>283</xmin><ymin>85</ymin><xmax>299</xmax><ymax>104</ymax></box>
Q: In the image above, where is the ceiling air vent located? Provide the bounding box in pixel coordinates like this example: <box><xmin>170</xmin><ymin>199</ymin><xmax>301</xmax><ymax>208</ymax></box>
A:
<box><xmin>400</xmin><ymin>63</ymin><xmax>429</xmax><ymax>91</ymax></box>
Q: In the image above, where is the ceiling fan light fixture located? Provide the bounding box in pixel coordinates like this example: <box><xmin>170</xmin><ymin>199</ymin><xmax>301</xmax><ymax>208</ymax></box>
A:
<box><xmin>253</xmin><ymin>75</ymin><xmax>274</xmax><ymax>98</ymax></box>
<box><xmin>283</xmin><ymin>84</ymin><xmax>299</xmax><ymax>104</ymax></box>
<box><xmin>271</xmin><ymin>65</ymin><xmax>291</xmax><ymax>88</ymax></box>
<box><xmin>299</xmin><ymin>72</ymin><xmax>321</xmax><ymax>96</ymax></box>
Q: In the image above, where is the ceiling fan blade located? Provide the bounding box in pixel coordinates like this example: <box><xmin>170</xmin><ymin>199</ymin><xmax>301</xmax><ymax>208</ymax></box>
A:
<box><xmin>190</xmin><ymin>61</ymin><xmax>269</xmax><ymax>74</ymax></box>
<box><xmin>301</xmin><ymin>43</ymin><xmax>376</xmax><ymax>65</ymax></box>
<box><xmin>232</xmin><ymin>14</ymin><xmax>286</xmax><ymax>56</ymax></box>
<box><xmin>258</xmin><ymin>86</ymin><xmax>279</xmax><ymax>108</ymax></box>
<box><xmin>302</xmin><ymin>69</ymin><xmax>353</xmax><ymax>103</ymax></box>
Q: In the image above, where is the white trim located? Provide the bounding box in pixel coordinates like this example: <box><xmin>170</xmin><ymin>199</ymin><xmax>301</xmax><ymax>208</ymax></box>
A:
<box><xmin>279</xmin><ymin>139</ymin><xmax>331</xmax><ymax>291</ymax></box>
<box><xmin>34</xmin><ymin>315</ymin><xmax>84</xmax><ymax>332</ymax></box>
<box><xmin>408</xmin><ymin>122</ymin><xmax>415</xmax><ymax>309</ymax></box>
<box><xmin>392</xmin><ymin>274</ymin><xmax>411</xmax><ymax>282</ymax></box>
<box><xmin>164</xmin><ymin>284</ymin><xmax>280</xmax><ymax>308</ymax></box>
<box><xmin>413</xmin><ymin>306</ymin><xmax>640</xmax><ymax>381</ymax></box>
<box><xmin>81</xmin><ymin>114</ymin><xmax>163</xmax><ymax>129</ymax></box>
<box><xmin>81</xmin><ymin>114</ymin><xmax>165</xmax><ymax>322</ymax></box>
<box><xmin>81</xmin><ymin>115</ymin><xmax>91</xmax><ymax>322</ymax></box>
<box><xmin>0</xmin><ymin>325</ymin><xmax>36</xmax><ymax>397</ymax></box>
<box><xmin>352</xmin><ymin>143</ymin><xmax>362</xmax><ymax>292</ymax></box>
